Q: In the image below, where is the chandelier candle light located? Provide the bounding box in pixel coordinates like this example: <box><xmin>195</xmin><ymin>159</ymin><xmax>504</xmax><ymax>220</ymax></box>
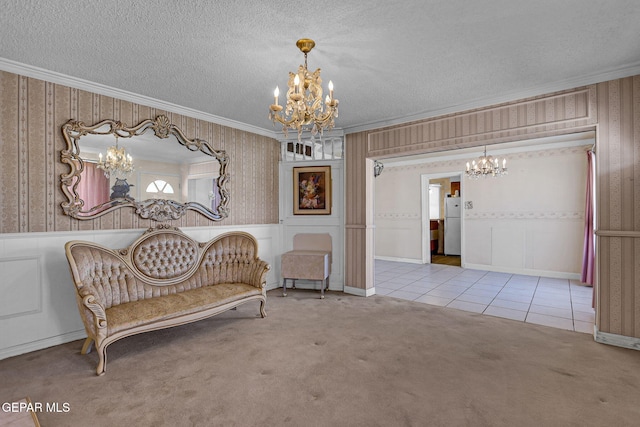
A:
<box><xmin>97</xmin><ymin>135</ymin><xmax>134</xmax><ymax>179</ymax></box>
<box><xmin>269</xmin><ymin>38</ymin><xmax>339</xmax><ymax>140</ymax></box>
<box><xmin>465</xmin><ymin>146</ymin><xmax>507</xmax><ymax>179</ymax></box>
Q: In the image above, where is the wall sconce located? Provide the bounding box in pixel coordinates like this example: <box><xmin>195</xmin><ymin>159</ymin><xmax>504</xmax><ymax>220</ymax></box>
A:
<box><xmin>374</xmin><ymin>160</ymin><xmax>384</xmax><ymax>178</ymax></box>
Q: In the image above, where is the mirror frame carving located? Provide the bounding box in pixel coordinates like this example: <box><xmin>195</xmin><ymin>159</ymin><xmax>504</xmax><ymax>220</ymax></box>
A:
<box><xmin>60</xmin><ymin>115</ymin><xmax>230</xmax><ymax>222</ymax></box>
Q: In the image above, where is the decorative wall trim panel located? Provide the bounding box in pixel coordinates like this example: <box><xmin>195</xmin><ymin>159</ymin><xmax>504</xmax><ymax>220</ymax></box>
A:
<box><xmin>382</xmin><ymin>144</ymin><xmax>591</xmax><ymax>174</ymax></box>
<box><xmin>596</xmin><ymin>230</ymin><xmax>640</xmax><ymax>237</ymax></box>
<box><xmin>465</xmin><ymin>212</ymin><xmax>584</xmax><ymax>220</ymax></box>
<box><xmin>367</xmin><ymin>87</ymin><xmax>597</xmax><ymax>158</ymax></box>
<box><xmin>0</xmin><ymin>256</ymin><xmax>41</xmax><ymax>319</ymax></box>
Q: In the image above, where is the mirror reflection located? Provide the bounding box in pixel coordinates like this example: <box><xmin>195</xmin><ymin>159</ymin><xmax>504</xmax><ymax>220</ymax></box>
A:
<box><xmin>61</xmin><ymin>115</ymin><xmax>229</xmax><ymax>222</ymax></box>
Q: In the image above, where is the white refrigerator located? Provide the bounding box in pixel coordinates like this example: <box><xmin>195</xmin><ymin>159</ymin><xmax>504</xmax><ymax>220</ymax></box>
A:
<box><xmin>444</xmin><ymin>198</ymin><xmax>461</xmax><ymax>256</ymax></box>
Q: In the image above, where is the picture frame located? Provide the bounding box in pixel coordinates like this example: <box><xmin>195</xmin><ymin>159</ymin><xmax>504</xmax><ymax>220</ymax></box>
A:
<box><xmin>293</xmin><ymin>166</ymin><xmax>332</xmax><ymax>215</ymax></box>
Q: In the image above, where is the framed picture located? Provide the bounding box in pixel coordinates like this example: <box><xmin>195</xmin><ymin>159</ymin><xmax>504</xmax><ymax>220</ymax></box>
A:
<box><xmin>293</xmin><ymin>166</ymin><xmax>332</xmax><ymax>215</ymax></box>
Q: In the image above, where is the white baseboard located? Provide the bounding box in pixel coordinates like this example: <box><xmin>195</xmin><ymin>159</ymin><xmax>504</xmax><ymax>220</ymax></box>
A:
<box><xmin>462</xmin><ymin>263</ymin><xmax>581</xmax><ymax>281</ymax></box>
<box><xmin>265</xmin><ymin>281</ymin><xmax>281</xmax><ymax>292</ymax></box>
<box><xmin>267</xmin><ymin>280</ymin><xmax>368</xmax><ymax>297</ymax></box>
<box><xmin>0</xmin><ymin>330</ymin><xmax>87</xmax><ymax>361</ymax></box>
<box><xmin>273</xmin><ymin>279</ymin><xmax>342</xmax><ymax>292</ymax></box>
<box><xmin>594</xmin><ymin>326</ymin><xmax>640</xmax><ymax>351</ymax></box>
<box><xmin>344</xmin><ymin>285</ymin><xmax>376</xmax><ymax>297</ymax></box>
<box><xmin>374</xmin><ymin>256</ymin><xmax>423</xmax><ymax>264</ymax></box>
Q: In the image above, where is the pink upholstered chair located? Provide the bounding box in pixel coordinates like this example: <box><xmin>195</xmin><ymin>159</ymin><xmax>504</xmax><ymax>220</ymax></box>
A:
<box><xmin>281</xmin><ymin>233</ymin><xmax>332</xmax><ymax>299</ymax></box>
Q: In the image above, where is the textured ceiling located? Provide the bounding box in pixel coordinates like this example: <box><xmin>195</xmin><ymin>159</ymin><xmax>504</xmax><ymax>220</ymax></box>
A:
<box><xmin>2</xmin><ymin>0</ymin><xmax>640</xmax><ymax>135</ymax></box>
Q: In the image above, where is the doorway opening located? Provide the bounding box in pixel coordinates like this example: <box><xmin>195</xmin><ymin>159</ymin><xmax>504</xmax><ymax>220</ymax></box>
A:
<box><xmin>372</xmin><ymin>133</ymin><xmax>596</xmax><ymax>334</ymax></box>
<box><xmin>374</xmin><ymin>132</ymin><xmax>594</xmax><ymax>278</ymax></box>
<box><xmin>421</xmin><ymin>173</ymin><xmax>462</xmax><ymax>266</ymax></box>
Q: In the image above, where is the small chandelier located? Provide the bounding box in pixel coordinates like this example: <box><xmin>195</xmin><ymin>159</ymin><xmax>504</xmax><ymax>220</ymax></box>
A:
<box><xmin>465</xmin><ymin>146</ymin><xmax>507</xmax><ymax>179</ymax></box>
<box><xmin>269</xmin><ymin>38</ymin><xmax>339</xmax><ymax>140</ymax></box>
<box><xmin>97</xmin><ymin>135</ymin><xmax>134</xmax><ymax>179</ymax></box>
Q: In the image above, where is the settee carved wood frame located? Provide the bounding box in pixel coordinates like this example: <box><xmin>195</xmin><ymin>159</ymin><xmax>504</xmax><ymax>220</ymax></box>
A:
<box><xmin>60</xmin><ymin>115</ymin><xmax>230</xmax><ymax>222</ymax></box>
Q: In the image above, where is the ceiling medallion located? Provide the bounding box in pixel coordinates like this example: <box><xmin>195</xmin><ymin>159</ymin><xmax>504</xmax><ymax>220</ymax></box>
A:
<box><xmin>269</xmin><ymin>38</ymin><xmax>339</xmax><ymax>141</ymax></box>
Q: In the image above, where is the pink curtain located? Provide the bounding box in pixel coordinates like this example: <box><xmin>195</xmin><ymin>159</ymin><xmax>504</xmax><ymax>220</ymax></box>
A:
<box><xmin>77</xmin><ymin>162</ymin><xmax>110</xmax><ymax>210</ymax></box>
<box><xmin>581</xmin><ymin>150</ymin><xmax>595</xmax><ymax>286</ymax></box>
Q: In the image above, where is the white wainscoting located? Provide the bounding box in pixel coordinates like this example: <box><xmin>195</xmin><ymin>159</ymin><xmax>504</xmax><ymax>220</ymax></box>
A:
<box><xmin>464</xmin><ymin>218</ymin><xmax>584</xmax><ymax>280</ymax></box>
<box><xmin>0</xmin><ymin>224</ymin><xmax>281</xmax><ymax>360</ymax></box>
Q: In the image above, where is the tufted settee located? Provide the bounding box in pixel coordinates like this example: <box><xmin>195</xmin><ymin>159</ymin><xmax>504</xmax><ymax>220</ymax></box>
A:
<box><xmin>64</xmin><ymin>227</ymin><xmax>270</xmax><ymax>375</ymax></box>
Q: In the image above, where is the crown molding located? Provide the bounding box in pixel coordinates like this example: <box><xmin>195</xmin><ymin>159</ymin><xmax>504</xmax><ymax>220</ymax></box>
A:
<box><xmin>344</xmin><ymin>61</ymin><xmax>640</xmax><ymax>135</ymax></box>
<box><xmin>4</xmin><ymin>56</ymin><xmax>640</xmax><ymax>140</ymax></box>
<box><xmin>0</xmin><ymin>58</ymin><xmax>278</xmax><ymax>139</ymax></box>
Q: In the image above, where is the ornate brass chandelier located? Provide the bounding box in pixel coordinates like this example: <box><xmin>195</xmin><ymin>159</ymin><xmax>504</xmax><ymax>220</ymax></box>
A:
<box><xmin>465</xmin><ymin>146</ymin><xmax>507</xmax><ymax>179</ymax></box>
<box><xmin>97</xmin><ymin>135</ymin><xmax>134</xmax><ymax>178</ymax></box>
<box><xmin>269</xmin><ymin>38</ymin><xmax>339</xmax><ymax>140</ymax></box>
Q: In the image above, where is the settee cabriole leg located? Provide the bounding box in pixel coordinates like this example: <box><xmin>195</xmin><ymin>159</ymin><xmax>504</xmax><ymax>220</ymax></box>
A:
<box><xmin>260</xmin><ymin>299</ymin><xmax>267</xmax><ymax>318</ymax></box>
<box><xmin>282</xmin><ymin>278</ymin><xmax>287</xmax><ymax>297</ymax></box>
<box><xmin>292</xmin><ymin>279</ymin><xmax>296</xmax><ymax>289</ymax></box>
<box><xmin>81</xmin><ymin>337</ymin><xmax>94</xmax><ymax>354</ymax></box>
<box><xmin>320</xmin><ymin>279</ymin><xmax>325</xmax><ymax>299</ymax></box>
<box><xmin>96</xmin><ymin>347</ymin><xmax>107</xmax><ymax>376</ymax></box>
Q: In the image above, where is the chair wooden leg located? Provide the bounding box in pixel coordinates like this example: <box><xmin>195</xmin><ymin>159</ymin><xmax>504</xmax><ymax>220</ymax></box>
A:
<box><xmin>80</xmin><ymin>337</ymin><xmax>94</xmax><ymax>355</ymax></box>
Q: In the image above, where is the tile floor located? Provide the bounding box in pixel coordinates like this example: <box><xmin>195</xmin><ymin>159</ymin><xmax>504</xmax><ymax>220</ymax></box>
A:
<box><xmin>375</xmin><ymin>259</ymin><xmax>595</xmax><ymax>334</ymax></box>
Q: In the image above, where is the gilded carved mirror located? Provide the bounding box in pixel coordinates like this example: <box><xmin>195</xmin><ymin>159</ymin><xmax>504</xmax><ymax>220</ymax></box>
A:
<box><xmin>60</xmin><ymin>115</ymin><xmax>229</xmax><ymax>222</ymax></box>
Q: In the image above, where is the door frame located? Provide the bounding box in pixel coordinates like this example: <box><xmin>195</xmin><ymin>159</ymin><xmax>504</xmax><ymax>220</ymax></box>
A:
<box><xmin>420</xmin><ymin>172</ymin><xmax>463</xmax><ymax>264</ymax></box>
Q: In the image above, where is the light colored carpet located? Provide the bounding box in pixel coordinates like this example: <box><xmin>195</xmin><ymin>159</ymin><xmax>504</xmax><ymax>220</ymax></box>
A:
<box><xmin>1</xmin><ymin>289</ymin><xmax>639</xmax><ymax>426</ymax></box>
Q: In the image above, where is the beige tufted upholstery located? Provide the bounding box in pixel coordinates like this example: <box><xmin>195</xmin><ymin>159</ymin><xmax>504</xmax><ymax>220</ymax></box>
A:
<box><xmin>65</xmin><ymin>227</ymin><xmax>270</xmax><ymax>375</ymax></box>
<box><xmin>281</xmin><ymin>233</ymin><xmax>332</xmax><ymax>299</ymax></box>
<box><xmin>132</xmin><ymin>234</ymin><xmax>198</xmax><ymax>279</ymax></box>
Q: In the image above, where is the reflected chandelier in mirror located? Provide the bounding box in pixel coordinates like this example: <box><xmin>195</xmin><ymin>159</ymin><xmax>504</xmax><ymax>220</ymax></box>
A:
<box><xmin>60</xmin><ymin>115</ymin><xmax>229</xmax><ymax>222</ymax></box>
